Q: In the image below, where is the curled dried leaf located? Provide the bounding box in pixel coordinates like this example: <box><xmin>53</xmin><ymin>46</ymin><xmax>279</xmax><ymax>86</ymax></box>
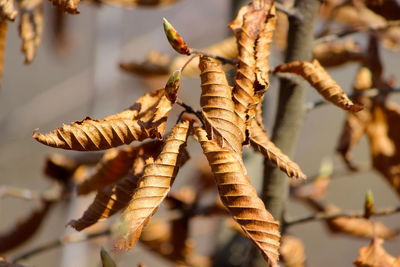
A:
<box><xmin>249</xmin><ymin>119</ymin><xmax>306</xmax><ymax>179</ymax></box>
<box><xmin>275</xmin><ymin>59</ymin><xmax>363</xmax><ymax>112</ymax></box>
<box><xmin>44</xmin><ymin>153</ymin><xmax>79</xmax><ymax>185</ymax></box>
<box><xmin>199</xmin><ymin>55</ymin><xmax>244</xmax><ymax>153</ymax></box>
<box><xmin>163</xmin><ymin>18</ymin><xmax>190</xmax><ymax>55</ymax></box>
<box><xmin>19</xmin><ymin>3</ymin><xmax>43</xmax><ymax>64</ymax></box>
<box><xmin>99</xmin><ymin>0</ymin><xmax>180</xmax><ymax>8</ymax></box>
<box><xmin>48</xmin><ymin>0</ymin><xmax>80</xmax><ymax>14</ymax></box>
<box><xmin>113</xmin><ymin>120</ymin><xmax>191</xmax><ymax>251</ymax></box>
<box><xmin>280</xmin><ymin>235</ymin><xmax>306</xmax><ymax>267</ymax></box>
<box><xmin>195</xmin><ymin>127</ymin><xmax>280</xmax><ymax>267</ymax></box>
<box><xmin>69</xmin><ymin>173</ymin><xmax>141</xmax><ymax>231</ymax></box>
<box><xmin>354</xmin><ymin>238</ymin><xmax>398</xmax><ymax>267</ymax></box>
<box><xmin>0</xmin><ymin>0</ymin><xmax>17</xmax><ymax>21</ymax></box>
<box><xmin>313</xmin><ymin>40</ymin><xmax>365</xmax><ymax>67</ymax></box>
<box><xmin>0</xmin><ymin>201</ymin><xmax>53</xmax><ymax>253</ymax></box>
<box><xmin>33</xmin><ymin>89</ymin><xmax>171</xmax><ymax>151</ymax></box>
<box><xmin>77</xmin><ymin>140</ymin><xmax>163</xmax><ymax>195</ymax></box>
<box><xmin>119</xmin><ymin>51</ymin><xmax>171</xmax><ymax>77</ymax></box>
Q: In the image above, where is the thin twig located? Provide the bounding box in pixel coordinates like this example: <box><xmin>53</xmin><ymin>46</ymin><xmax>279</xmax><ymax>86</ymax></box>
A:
<box><xmin>12</xmin><ymin>229</ymin><xmax>111</xmax><ymax>263</ymax></box>
<box><xmin>179</xmin><ymin>54</ymin><xmax>199</xmax><ymax>73</ymax></box>
<box><xmin>0</xmin><ymin>186</ymin><xmax>41</xmax><ymax>201</ymax></box>
<box><xmin>190</xmin><ymin>49</ymin><xmax>238</xmax><ymax>66</ymax></box>
<box><xmin>175</xmin><ymin>98</ymin><xmax>204</xmax><ymax>124</ymax></box>
<box><xmin>275</xmin><ymin>2</ymin><xmax>303</xmax><ymax>22</ymax></box>
<box><xmin>314</xmin><ymin>20</ymin><xmax>400</xmax><ymax>45</ymax></box>
<box><xmin>305</xmin><ymin>87</ymin><xmax>400</xmax><ymax>112</ymax></box>
<box><xmin>286</xmin><ymin>206</ymin><xmax>400</xmax><ymax>227</ymax></box>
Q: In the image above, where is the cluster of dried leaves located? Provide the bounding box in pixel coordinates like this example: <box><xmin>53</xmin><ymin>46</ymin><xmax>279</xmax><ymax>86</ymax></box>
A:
<box><xmin>2</xmin><ymin>0</ymin><xmax>400</xmax><ymax>266</ymax></box>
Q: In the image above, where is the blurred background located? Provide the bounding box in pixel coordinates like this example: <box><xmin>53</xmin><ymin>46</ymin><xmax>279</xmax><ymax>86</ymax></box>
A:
<box><xmin>0</xmin><ymin>0</ymin><xmax>399</xmax><ymax>266</ymax></box>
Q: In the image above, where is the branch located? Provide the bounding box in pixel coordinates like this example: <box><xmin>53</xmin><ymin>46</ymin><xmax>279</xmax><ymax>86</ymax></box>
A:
<box><xmin>12</xmin><ymin>229</ymin><xmax>111</xmax><ymax>263</ymax></box>
<box><xmin>0</xmin><ymin>186</ymin><xmax>41</xmax><ymax>201</ymax></box>
<box><xmin>314</xmin><ymin>20</ymin><xmax>400</xmax><ymax>45</ymax></box>
<box><xmin>275</xmin><ymin>2</ymin><xmax>303</xmax><ymax>22</ymax></box>
<box><xmin>285</xmin><ymin>206</ymin><xmax>400</xmax><ymax>227</ymax></box>
<box><xmin>305</xmin><ymin>87</ymin><xmax>400</xmax><ymax>112</ymax></box>
<box><xmin>190</xmin><ymin>49</ymin><xmax>238</xmax><ymax>66</ymax></box>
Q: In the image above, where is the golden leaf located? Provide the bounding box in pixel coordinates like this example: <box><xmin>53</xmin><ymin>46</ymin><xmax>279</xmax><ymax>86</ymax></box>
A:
<box><xmin>33</xmin><ymin>88</ymin><xmax>172</xmax><ymax>151</ymax></box>
<box><xmin>313</xmin><ymin>40</ymin><xmax>365</xmax><ymax>68</ymax></box>
<box><xmin>0</xmin><ymin>201</ymin><xmax>53</xmax><ymax>253</ymax></box>
<box><xmin>48</xmin><ymin>0</ymin><xmax>80</xmax><ymax>14</ymax></box>
<box><xmin>280</xmin><ymin>235</ymin><xmax>306</xmax><ymax>267</ymax></box>
<box><xmin>18</xmin><ymin>0</ymin><xmax>43</xmax><ymax>64</ymax></box>
<box><xmin>0</xmin><ymin>0</ymin><xmax>17</xmax><ymax>21</ymax></box>
<box><xmin>249</xmin><ymin>119</ymin><xmax>306</xmax><ymax>179</ymax></box>
<box><xmin>77</xmin><ymin>140</ymin><xmax>163</xmax><ymax>195</ymax></box>
<box><xmin>199</xmin><ymin>55</ymin><xmax>244</xmax><ymax>153</ymax></box>
<box><xmin>274</xmin><ymin>59</ymin><xmax>363</xmax><ymax>112</ymax></box>
<box><xmin>113</xmin><ymin>120</ymin><xmax>191</xmax><ymax>251</ymax></box>
<box><xmin>194</xmin><ymin>127</ymin><xmax>280</xmax><ymax>267</ymax></box>
<box><xmin>354</xmin><ymin>238</ymin><xmax>398</xmax><ymax>267</ymax></box>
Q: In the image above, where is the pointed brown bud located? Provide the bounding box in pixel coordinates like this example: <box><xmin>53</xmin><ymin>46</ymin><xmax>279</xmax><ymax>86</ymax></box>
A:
<box><xmin>163</xmin><ymin>18</ymin><xmax>191</xmax><ymax>55</ymax></box>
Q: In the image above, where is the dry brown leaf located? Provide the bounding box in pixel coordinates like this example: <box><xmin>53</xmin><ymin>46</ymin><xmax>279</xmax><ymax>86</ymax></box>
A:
<box><xmin>18</xmin><ymin>0</ymin><xmax>43</xmax><ymax>64</ymax></box>
<box><xmin>113</xmin><ymin>120</ymin><xmax>191</xmax><ymax>251</ymax></box>
<box><xmin>0</xmin><ymin>0</ymin><xmax>17</xmax><ymax>21</ymax></box>
<box><xmin>120</xmin><ymin>51</ymin><xmax>171</xmax><ymax>77</ymax></box>
<box><xmin>354</xmin><ymin>238</ymin><xmax>398</xmax><ymax>267</ymax></box>
<box><xmin>33</xmin><ymin>88</ymin><xmax>172</xmax><ymax>151</ymax></box>
<box><xmin>199</xmin><ymin>55</ymin><xmax>244</xmax><ymax>153</ymax></box>
<box><xmin>230</xmin><ymin>2</ymin><xmax>273</xmax><ymax>134</ymax></box>
<box><xmin>69</xmin><ymin>173</ymin><xmax>141</xmax><ymax>231</ymax></box>
<box><xmin>44</xmin><ymin>153</ymin><xmax>79</xmax><ymax>185</ymax></box>
<box><xmin>77</xmin><ymin>147</ymin><xmax>138</xmax><ymax>195</ymax></box>
<box><xmin>0</xmin><ymin>21</ymin><xmax>7</xmax><ymax>86</ymax></box>
<box><xmin>77</xmin><ymin>140</ymin><xmax>163</xmax><ymax>195</ymax></box>
<box><xmin>313</xmin><ymin>39</ymin><xmax>365</xmax><ymax>67</ymax></box>
<box><xmin>363</xmin><ymin>0</ymin><xmax>400</xmax><ymax>21</ymax></box>
<box><xmin>195</xmin><ymin>127</ymin><xmax>280</xmax><ymax>267</ymax></box>
<box><xmin>280</xmin><ymin>235</ymin><xmax>306</xmax><ymax>267</ymax></box>
<box><xmin>249</xmin><ymin>119</ymin><xmax>306</xmax><ymax>179</ymax></box>
<box><xmin>48</xmin><ymin>0</ymin><xmax>80</xmax><ymax>14</ymax></box>
<box><xmin>0</xmin><ymin>201</ymin><xmax>53</xmax><ymax>253</ymax></box>
<box><xmin>275</xmin><ymin>59</ymin><xmax>363</xmax><ymax>112</ymax></box>
<box><xmin>366</xmin><ymin>103</ymin><xmax>400</xmax><ymax>197</ymax></box>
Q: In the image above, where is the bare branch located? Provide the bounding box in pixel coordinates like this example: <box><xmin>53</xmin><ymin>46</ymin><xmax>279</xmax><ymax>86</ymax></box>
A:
<box><xmin>285</xmin><ymin>206</ymin><xmax>400</xmax><ymax>227</ymax></box>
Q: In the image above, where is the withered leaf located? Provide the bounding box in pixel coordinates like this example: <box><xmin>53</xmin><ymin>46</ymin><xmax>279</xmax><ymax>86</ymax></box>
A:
<box><xmin>113</xmin><ymin>120</ymin><xmax>191</xmax><ymax>251</ymax></box>
<box><xmin>313</xmin><ymin>40</ymin><xmax>365</xmax><ymax>68</ymax></box>
<box><xmin>69</xmin><ymin>173</ymin><xmax>142</xmax><ymax>231</ymax></box>
<box><xmin>199</xmin><ymin>55</ymin><xmax>244</xmax><ymax>153</ymax></box>
<box><xmin>44</xmin><ymin>153</ymin><xmax>79</xmax><ymax>185</ymax></box>
<box><xmin>0</xmin><ymin>201</ymin><xmax>53</xmax><ymax>253</ymax></box>
<box><xmin>77</xmin><ymin>140</ymin><xmax>163</xmax><ymax>195</ymax></box>
<box><xmin>119</xmin><ymin>51</ymin><xmax>171</xmax><ymax>77</ymax></box>
<box><xmin>0</xmin><ymin>0</ymin><xmax>17</xmax><ymax>21</ymax></box>
<box><xmin>48</xmin><ymin>0</ymin><xmax>80</xmax><ymax>14</ymax></box>
<box><xmin>275</xmin><ymin>59</ymin><xmax>363</xmax><ymax>112</ymax></box>
<box><xmin>195</xmin><ymin>127</ymin><xmax>280</xmax><ymax>267</ymax></box>
<box><xmin>99</xmin><ymin>0</ymin><xmax>180</xmax><ymax>8</ymax></box>
<box><xmin>249</xmin><ymin>119</ymin><xmax>306</xmax><ymax>179</ymax></box>
<box><xmin>18</xmin><ymin>1</ymin><xmax>43</xmax><ymax>64</ymax></box>
<box><xmin>354</xmin><ymin>238</ymin><xmax>399</xmax><ymax>267</ymax></box>
<box><xmin>33</xmin><ymin>88</ymin><xmax>172</xmax><ymax>151</ymax></box>
<box><xmin>280</xmin><ymin>235</ymin><xmax>306</xmax><ymax>267</ymax></box>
